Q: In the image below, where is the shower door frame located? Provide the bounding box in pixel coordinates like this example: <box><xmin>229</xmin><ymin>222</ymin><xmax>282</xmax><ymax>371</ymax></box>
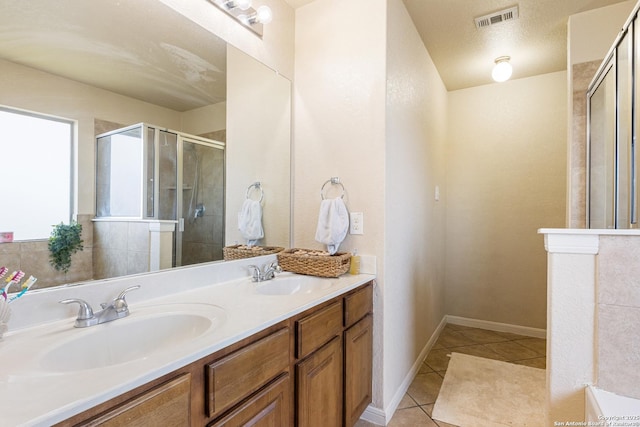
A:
<box><xmin>175</xmin><ymin>135</ymin><xmax>226</xmax><ymax>267</ymax></box>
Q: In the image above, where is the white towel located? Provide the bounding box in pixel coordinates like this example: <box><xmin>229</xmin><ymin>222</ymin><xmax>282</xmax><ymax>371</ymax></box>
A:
<box><xmin>238</xmin><ymin>199</ymin><xmax>264</xmax><ymax>246</ymax></box>
<box><xmin>315</xmin><ymin>197</ymin><xmax>349</xmax><ymax>255</ymax></box>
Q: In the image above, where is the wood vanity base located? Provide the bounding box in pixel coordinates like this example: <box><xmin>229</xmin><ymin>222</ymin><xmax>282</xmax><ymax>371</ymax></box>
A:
<box><xmin>56</xmin><ymin>281</ymin><xmax>373</xmax><ymax>427</ymax></box>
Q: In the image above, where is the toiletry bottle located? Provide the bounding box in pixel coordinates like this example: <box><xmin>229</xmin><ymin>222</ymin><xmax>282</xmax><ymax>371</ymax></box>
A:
<box><xmin>349</xmin><ymin>249</ymin><xmax>361</xmax><ymax>275</ymax></box>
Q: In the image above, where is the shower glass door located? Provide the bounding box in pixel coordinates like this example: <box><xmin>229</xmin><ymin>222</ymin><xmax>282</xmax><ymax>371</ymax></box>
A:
<box><xmin>176</xmin><ymin>137</ymin><xmax>225</xmax><ymax>266</ymax></box>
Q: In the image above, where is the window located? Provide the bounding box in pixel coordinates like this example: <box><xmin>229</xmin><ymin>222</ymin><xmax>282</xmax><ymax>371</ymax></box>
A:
<box><xmin>0</xmin><ymin>107</ymin><xmax>73</xmax><ymax>240</ymax></box>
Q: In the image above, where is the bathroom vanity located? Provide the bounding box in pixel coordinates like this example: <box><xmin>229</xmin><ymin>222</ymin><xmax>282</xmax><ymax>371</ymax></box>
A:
<box><xmin>0</xmin><ymin>255</ymin><xmax>374</xmax><ymax>426</ymax></box>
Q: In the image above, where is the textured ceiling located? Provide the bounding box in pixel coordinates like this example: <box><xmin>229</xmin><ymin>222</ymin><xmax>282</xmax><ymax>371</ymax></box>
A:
<box><xmin>286</xmin><ymin>0</ymin><xmax>632</xmax><ymax>91</ymax></box>
<box><xmin>0</xmin><ymin>0</ymin><xmax>227</xmax><ymax>111</ymax></box>
<box><xmin>403</xmin><ymin>0</ymin><xmax>632</xmax><ymax>90</ymax></box>
<box><xmin>1</xmin><ymin>0</ymin><xmax>632</xmax><ymax>107</ymax></box>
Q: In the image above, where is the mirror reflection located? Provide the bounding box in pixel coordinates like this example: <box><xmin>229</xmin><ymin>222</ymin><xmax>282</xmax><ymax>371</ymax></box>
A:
<box><xmin>0</xmin><ymin>0</ymin><xmax>291</xmax><ymax>290</ymax></box>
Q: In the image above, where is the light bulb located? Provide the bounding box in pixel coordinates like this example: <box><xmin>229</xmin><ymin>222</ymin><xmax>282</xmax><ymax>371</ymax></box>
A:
<box><xmin>256</xmin><ymin>5</ymin><xmax>272</xmax><ymax>24</ymax></box>
<box><xmin>492</xmin><ymin>56</ymin><xmax>512</xmax><ymax>82</ymax></box>
<box><xmin>237</xmin><ymin>13</ymin><xmax>250</xmax><ymax>25</ymax></box>
<box><xmin>233</xmin><ymin>0</ymin><xmax>251</xmax><ymax>10</ymax></box>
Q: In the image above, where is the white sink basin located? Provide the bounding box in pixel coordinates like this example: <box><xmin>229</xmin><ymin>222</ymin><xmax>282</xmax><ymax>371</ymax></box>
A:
<box><xmin>254</xmin><ymin>274</ymin><xmax>334</xmax><ymax>295</ymax></box>
<box><xmin>40</xmin><ymin>303</ymin><xmax>224</xmax><ymax>372</ymax></box>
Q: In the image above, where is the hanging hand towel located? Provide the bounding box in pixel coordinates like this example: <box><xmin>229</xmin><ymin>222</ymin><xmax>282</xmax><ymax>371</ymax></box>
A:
<box><xmin>315</xmin><ymin>197</ymin><xmax>349</xmax><ymax>255</ymax></box>
<box><xmin>238</xmin><ymin>199</ymin><xmax>264</xmax><ymax>246</ymax></box>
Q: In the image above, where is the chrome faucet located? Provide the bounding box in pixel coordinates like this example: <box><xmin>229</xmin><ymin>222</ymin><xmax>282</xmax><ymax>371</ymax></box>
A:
<box><xmin>248</xmin><ymin>262</ymin><xmax>282</xmax><ymax>282</ymax></box>
<box><xmin>60</xmin><ymin>285</ymin><xmax>140</xmax><ymax>328</ymax></box>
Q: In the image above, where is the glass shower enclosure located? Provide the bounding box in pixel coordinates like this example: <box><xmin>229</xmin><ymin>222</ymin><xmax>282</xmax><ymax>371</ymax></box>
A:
<box><xmin>95</xmin><ymin>123</ymin><xmax>224</xmax><ymax>276</ymax></box>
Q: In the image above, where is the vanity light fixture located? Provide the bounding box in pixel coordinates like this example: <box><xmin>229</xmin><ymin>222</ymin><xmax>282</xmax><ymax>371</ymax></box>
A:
<box><xmin>492</xmin><ymin>56</ymin><xmax>513</xmax><ymax>82</ymax></box>
<box><xmin>238</xmin><ymin>5</ymin><xmax>273</xmax><ymax>25</ymax></box>
<box><xmin>210</xmin><ymin>0</ymin><xmax>272</xmax><ymax>37</ymax></box>
<box><xmin>224</xmin><ymin>0</ymin><xmax>252</xmax><ymax>10</ymax></box>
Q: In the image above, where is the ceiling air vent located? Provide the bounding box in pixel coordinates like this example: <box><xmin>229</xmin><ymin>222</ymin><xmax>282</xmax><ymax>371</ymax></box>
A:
<box><xmin>474</xmin><ymin>6</ymin><xmax>519</xmax><ymax>29</ymax></box>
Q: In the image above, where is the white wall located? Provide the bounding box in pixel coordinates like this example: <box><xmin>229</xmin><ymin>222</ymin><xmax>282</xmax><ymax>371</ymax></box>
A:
<box><xmin>293</xmin><ymin>0</ymin><xmax>387</xmax><ymax>413</ymax></box>
<box><xmin>445</xmin><ymin>72</ymin><xmax>567</xmax><ymax>329</ymax></box>
<box><xmin>384</xmin><ymin>0</ymin><xmax>448</xmax><ymax>413</ymax></box>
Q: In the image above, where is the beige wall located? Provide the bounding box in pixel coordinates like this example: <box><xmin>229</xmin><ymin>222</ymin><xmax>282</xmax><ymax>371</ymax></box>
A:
<box><xmin>295</xmin><ymin>0</ymin><xmax>448</xmax><ymax>420</ymax></box>
<box><xmin>225</xmin><ymin>46</ymin><xmax>292</xmax><ymax>248</ymax></box>
<box><xmin>294</xmin><ymin>0</ymin><xmax>388</xmax><ymax>414</ymax></box>
<box><xmin>568</xmin><ymin>1</ymin><xmax>635</xmax><ymax>66</ymax></box>
<box><xmin>384</xmin><ymin>0</ymin><xmax>448</xmax><ymax>411</ymax></box>
<box><xmin>445</xmin><ymin>72</ymin><xmax>568</xmax><ymax>330</ymax></box>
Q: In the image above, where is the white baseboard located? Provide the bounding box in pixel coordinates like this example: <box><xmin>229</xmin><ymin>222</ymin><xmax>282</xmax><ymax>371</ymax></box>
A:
<box><xmin>358</xmin><ymin>315</ymin><xmax>546</xmax><ymax>425</ymax></box>
<box><xmin>446</xmin><ymin>315</ymin><xmax>546</xmax><ymax>339</ymax></box>
<box><xmin>360</xmin><ymin>315</ymin><xmax>448</xmax><ymax>426</ymax></box>
<box><xmin>359</xmin><ymin>405</ymin><xmax>386</xmax><ymax>426</ymax></box>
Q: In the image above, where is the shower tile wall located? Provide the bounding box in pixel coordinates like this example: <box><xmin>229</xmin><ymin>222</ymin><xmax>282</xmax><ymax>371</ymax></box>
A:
<box><xmin>181</xmin><ymin>145</ymin><xmax>225</xmax><ymax>265</ymax></box>
<box><xmin>93</xmin><ymin>221</ymin><xmax>150</xmax><ymax>279</ymax></box>
<box><xmin>0</xmin><ymin>214</ymin><xmax>93</xmax><ymax>290</ymax></box>
<box><xmin>596</xmin><ymin>235</ymin><xmax>640</xmax><ymax>399</ymax></box>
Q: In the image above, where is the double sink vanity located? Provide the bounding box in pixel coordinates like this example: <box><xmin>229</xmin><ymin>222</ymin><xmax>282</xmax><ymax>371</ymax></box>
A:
<box><xmin>0</xmin><ymin>255</ymin><xmax>374</xmax><ymax>426</ymax></box>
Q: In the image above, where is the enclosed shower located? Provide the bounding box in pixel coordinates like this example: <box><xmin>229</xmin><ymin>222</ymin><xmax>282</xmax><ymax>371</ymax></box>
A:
<box><xmin>94</xmin><ymin>123</ymin><xmax>224</xmax><ymax>279</ymax></box>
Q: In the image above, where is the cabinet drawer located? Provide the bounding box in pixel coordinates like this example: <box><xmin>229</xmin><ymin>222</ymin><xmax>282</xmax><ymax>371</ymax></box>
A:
<box><xmin>79</xmin><ymin>373</ymin><xmax>191</xmax><ymax>427</ymax></box>
<box><xmin>344</xmin><ymin>283</ymin><xmax>373</xmax><ymax>328</ymax></box>
<box><xmin>206</xmin><ymin>328</ymin><xmax>289</xmax><ymax>418</ymax></box>
<box><xmin>209</xmin><ymin>374</ymin><xmax>290</xmax><ymax>427</ymax></box>
<box><xmin>296</xmin><ymin>301</ymin><xmax>342</xmax><ymax>359</ymax></box>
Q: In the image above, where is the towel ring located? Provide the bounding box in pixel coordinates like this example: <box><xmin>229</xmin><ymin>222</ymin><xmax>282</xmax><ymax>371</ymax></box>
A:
<box><xmin>246</xmin><ymin>182</ymin><xmax>264</xmax><ymax>203</ymax></box>
<box><xmin>320</xmin><ymin>177</ymin><xmax>345</xmax><ymax>200</ymax></box>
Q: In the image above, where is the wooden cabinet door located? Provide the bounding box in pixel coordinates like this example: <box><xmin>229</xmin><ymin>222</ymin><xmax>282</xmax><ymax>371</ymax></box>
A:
<box><xmin>209</xmin><ymin>374</ymin><xmax>290</xmax><ymax>427</ymax></box>
<box><xmin>296</xmin><ymin>337</ymin><xmax>342</xmax><ymax>427</ymax></box>
<box><xmin>78</xmin><ymin>374</ymin><xmax>191</xmax><ymax>427</ymax></box>
<box><xmin>344</xmin><ymin>314</ymin><xmax>373</xmax><ymax>427</ymax></box>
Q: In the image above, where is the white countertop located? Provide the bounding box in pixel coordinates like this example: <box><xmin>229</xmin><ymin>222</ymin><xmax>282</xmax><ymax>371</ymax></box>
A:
<box><xmin>0</xmin><ymin>259</ymin><xmax>374</xmax><ymax>426</ymax></box>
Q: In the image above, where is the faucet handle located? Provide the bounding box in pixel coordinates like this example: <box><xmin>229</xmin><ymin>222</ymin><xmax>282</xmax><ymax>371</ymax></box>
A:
<box><xmin>269</xmin><ymin>262</ymin><xmax>282</xmax><ymax>273</ymax></box>
<box><xmin>117</xmin><ymin>285</ymin><xmax>141</xmax><ymax>301</ymax></box>
<box><xmin>113</xmin><ymin>285</ymin><xmax>140</xmax><ymax>312</ymax></box>
<box><xmin>59</xmin><ymin>298</ymin><xmax>94</xmax><ymax>320</ymax></box>
<box><xmin>248</xmin><ymin>265</ymin><xmax>260</xmax><ymax>281</ymax></box>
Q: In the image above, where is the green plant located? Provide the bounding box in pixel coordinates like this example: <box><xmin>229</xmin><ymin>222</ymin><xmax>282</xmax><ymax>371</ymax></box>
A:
<box><xmin>48</xmin><ymin>221</ymin><xmax>84</xmax><ymax>273</ymax></box>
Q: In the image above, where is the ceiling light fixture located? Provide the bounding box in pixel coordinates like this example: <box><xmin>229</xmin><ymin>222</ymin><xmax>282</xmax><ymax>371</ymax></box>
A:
<box><xmin>210</xmin><ymin>0</ymin><xmax>272</xmax><ymax>37</ymax></box>
<box><xmin>492</xmin><ymin>56</ymin><xmax>512</xmax><ymax>82</ymax></box>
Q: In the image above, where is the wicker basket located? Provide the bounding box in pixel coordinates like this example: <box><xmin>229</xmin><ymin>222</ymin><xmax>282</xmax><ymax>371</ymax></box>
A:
<box><xmin>277</xmin><ymin>248</ymin><xmax>351</xmax><ymax>278</ymax></box>
<box><xmin>223</xmin><ymin>245</ymin><xmax>284</xmax><ymax>261</ymax></box>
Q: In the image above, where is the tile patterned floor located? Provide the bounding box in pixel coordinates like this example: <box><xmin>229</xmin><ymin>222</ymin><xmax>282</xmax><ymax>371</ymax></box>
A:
<box><xmin>355</xmin><ymin>323</ymin><xmax>547</xmax><ymax>427</ymax></box>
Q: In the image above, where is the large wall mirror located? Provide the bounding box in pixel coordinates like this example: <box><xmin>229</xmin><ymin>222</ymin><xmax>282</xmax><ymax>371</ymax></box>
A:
<box><xmin>0</xmin><ymin>0</ymin><xmax>291</xmax><ymax>290</ymax></box>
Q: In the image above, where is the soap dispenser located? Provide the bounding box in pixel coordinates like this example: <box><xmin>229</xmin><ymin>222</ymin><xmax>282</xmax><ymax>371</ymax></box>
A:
<box><xmin>349</xmin><ymin>249</ymin><xmax>361</xmax><ymax>275</ymax></box>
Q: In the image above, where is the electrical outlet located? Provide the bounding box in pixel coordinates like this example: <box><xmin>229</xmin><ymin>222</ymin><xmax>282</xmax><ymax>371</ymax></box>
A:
<box><xmin>350</xmin><ymin>212</ymin><xmax>364</xmax><ymax>235</ymax></box>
